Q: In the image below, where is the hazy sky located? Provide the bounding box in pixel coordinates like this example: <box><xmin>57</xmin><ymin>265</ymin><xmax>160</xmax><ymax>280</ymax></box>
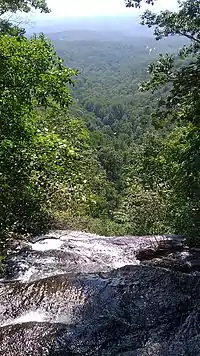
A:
<box><xmin>40</xmin><ymin>0</ymin><xmax>178</xmax><ymax>18</ymax></box>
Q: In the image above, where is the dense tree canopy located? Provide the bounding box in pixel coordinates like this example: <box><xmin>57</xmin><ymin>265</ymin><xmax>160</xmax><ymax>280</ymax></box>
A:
<box><xmin>0</xmin><ymin>0</ymin><xmax>106</xmax><ymax>247</ymax></box>
<box><xmin>0</xmin><ymin>32</ymin><xmax>78</xmax><ymax>237</ymax></box>
<box><xmin>51</xmin><ymin>0</ymin><xmax>200</xmax><ymax>240</ymax></box>
<box><xmin>129</xmin><ymin>0</ymin><xmax>200</xmax><ymax>240</ymax></box>
<box><xmin>0</xmin><ymin>0</ymin><xmax>199</xmax><ymax>249</ymax></box>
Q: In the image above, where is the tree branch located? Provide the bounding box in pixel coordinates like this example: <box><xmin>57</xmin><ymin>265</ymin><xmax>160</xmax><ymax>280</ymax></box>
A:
<box><xmin>179</xmin><ymin>32</ymin><xmax>200</xmax><ymax>44</ymax></box>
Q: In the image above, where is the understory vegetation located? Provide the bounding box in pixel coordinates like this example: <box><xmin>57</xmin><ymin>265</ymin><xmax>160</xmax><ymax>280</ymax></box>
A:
<box><xmin>0</xmin><ymin>0</ymin><xmax>199</xmax><ymax>252</ymax></box>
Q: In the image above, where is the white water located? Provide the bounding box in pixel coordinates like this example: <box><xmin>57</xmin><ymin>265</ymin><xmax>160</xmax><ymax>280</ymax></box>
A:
<box><xmin>5</xmin><ymin>231</ymin><xmax>178</xmax><ymax>284</ymax></box>
<box><xmin>2</xmin><ymin>311</ymin><xmax>48</xmax><ymax>327</ymax></box>
<box><xmin>30</xmin><ymin>238</ymin><xmax>63</xmax><ymax>251</ymax></box>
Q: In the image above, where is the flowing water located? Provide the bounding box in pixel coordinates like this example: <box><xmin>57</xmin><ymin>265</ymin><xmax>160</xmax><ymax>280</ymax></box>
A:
<box><xmin>0</xmin><ymin>230</ymin><xmax>200</xmax><ymax>355</ymax></box>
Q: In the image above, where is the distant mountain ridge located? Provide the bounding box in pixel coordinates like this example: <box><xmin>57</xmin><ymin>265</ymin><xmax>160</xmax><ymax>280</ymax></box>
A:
<box><xmin>25</xmin><ymin>16</ymin><xmax>153</xmax><ymax>38</ymax></box>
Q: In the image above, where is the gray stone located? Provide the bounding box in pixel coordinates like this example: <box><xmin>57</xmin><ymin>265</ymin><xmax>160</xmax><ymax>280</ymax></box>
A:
<box><xmin>0</xmin><ymin>231</ymin><xmax>200</xmax><ymax>355</ymax></box>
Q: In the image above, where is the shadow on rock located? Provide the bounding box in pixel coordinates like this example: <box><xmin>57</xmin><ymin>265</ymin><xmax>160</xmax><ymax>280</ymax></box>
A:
<box><xmin>1</xmin><ymin>265</ymin><xmax>200</xmax><ymax>355</ymax></box>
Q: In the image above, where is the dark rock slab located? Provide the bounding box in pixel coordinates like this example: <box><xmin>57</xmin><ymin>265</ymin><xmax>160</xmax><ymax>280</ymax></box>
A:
<box><xmin>1</xmin><ymin>265</ymin><xmax>200</xmax><ymax>355</ymax></box>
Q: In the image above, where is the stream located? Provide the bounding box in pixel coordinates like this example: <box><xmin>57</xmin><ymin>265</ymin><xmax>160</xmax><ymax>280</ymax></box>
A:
<box><xmin>0</xmin><ymin>230</ymin><xmax>200</xmax><ymax>355</ymax></box>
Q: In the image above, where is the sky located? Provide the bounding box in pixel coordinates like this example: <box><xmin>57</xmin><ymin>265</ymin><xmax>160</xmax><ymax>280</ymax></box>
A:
<box><xmin>35</xmin><ymin>0</ymin><xmax>178</xmax><ymax>19</ymax></box>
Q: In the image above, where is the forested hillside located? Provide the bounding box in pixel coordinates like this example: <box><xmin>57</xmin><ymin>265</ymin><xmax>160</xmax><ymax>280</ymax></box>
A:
<box><xmin>48</xmin><ymin>12</ymin><xmax>199</xmax><ymax>241</ymax></box>
<box><xmin>0</xmin><ymin>0</ymin><xmax>110</xmax><ymax>251</ymax></box>
<box><xmin>0</xmin><ymin>0</ymin><xmax>199</xmax><ymax>252</ymax></box>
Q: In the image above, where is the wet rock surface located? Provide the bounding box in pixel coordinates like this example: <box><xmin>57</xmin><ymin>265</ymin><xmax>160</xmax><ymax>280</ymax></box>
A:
<box><xmin>3</xmin><ymin>230</ymin><xmax>175</xmax><ymax>281</ymax></box>
<box><xmin>1</xmin><ymin>230</ymin><xmax>200</xmax><ymax>355</ymax></box>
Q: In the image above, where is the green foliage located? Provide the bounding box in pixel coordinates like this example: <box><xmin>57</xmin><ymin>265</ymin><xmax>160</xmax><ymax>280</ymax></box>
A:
<box><xmin>0</xmin><ymin>0</ymin><xmax>50</xmax><ymax>16</ymax></box>
<box><xmin>0</xmin><ymin>26</ymin><xmax>89</xmax><ymax>246</ymax></box>
<box><xmin>141</xmin><ymin>0</ymin><xmax>200</xmax><ymax>42</ymax></box>
<box><xmin>116</xmin><ymin>179</ymin><xmax>171</xmax><ymax>235</ymax></box>
<box><xmin>0</xmin><ymin>0</ymin><xmax>50</xmax><ymax>36</ymax></box>
<box><xmin>0</xmin><ymin>0</ymin><xmax>118</xmax><ymax>252</ymax></box>
<box><xmin>140</xmin><ymin>0</ymin><xmax>200</xmax><ymax>125</ymax></box>
<box><xmin>119</xmin><ymin>124</ymin><xmax>200</xmax><ymax>237</ymax></box>
<box><xmin>125</xmin><ymin>0</ymin><xmax>156</xmax><ymax>8</ymax></box>
<box><xmin>0</xmin><ymin>0</ymin><xmax>199</xmax><ymax>250</ymax></box>
<box><xmin>136</xmin><ymin>0</ymin><xmax>200</xmax><ymax>240</ymax></box>
<box><xmin>53</xmin><ymin>31</ymin><xmax>184</xmax><ymax>190</ymax></box>
<box><xmin>0</xmin><ymin>1</ymin><xmax>128</xmax><ymax>248</ymax></box>
<box><xmin>0</xmin><ymin>34</ymin><xmax>77</xmax><ymax>116</ymax></box>
<box><xmin>51</xmin><ymin>0</ymin><xmax>200</xmax><ymax>241</ymax></box>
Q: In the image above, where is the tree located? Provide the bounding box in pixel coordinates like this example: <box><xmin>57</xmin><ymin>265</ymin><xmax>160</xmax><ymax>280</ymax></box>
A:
<box><xmin>125</xmin><ymin>0</ymin><xmax>157</xmax><ymax>8</ymax></box>
<box><xmin>0</xmin><ymin>0</ymin><xmax>50</xmax><ymax>34</ymax></box>
<box><xmin>139</xmin><ymin>0</ymin><xmax>200</xmax><ymax>124</ymax></box>
<box><xmin>0</xmin><ymin>0</ymin><xmax>87</xmax><ymax>245</ymax></box>
<box><xmin>0</xmin><ymin>33</ymin><xmax>79</xmax><ymax>237</ymax></box>
<box><xmin>0</xmin><ymin>0</ymin><xmax>49</xmax><ymax>16</ymax></box>
<box><xmin>130</xmin><ymin>0</ymin><xmax>200</xmax><ymax>240</ymax></box>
